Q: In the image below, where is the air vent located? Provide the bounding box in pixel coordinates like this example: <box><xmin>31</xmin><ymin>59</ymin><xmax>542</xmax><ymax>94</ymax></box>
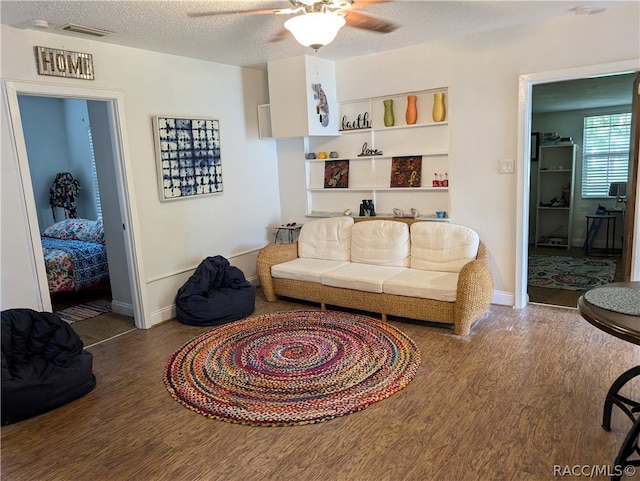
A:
<box><xmin>60</xmin><ymin>23</ymin><xmax>114</xmax><ymax>37</ymax></box>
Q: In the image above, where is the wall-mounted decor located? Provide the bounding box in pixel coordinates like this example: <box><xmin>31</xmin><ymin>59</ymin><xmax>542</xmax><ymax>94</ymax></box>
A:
<box><xmin>324</xmin><ymin>160</ymin><xmax>349</xmax><ymax>188</ymax></box>
<box><xmin>35</xmin><ymin>46</ymin><xmax>94</xmax><ymax>80</ymax></box>
<box><xmin>153</xmin><ymin>116</ymin><xmax>222</xmax><ymax>201</ymax></box>
<box><xmin>390</xmin><ymin>156</ymin><xmax>422</xmax><ymax>188</ymax></box>
<box><xmin>312</xmin><ymin>83</ymin><xmax>330</xmax><ymax>127</ymax></box>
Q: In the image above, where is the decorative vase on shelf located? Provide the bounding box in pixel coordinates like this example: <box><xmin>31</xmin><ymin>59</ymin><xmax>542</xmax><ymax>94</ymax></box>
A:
<box><xmin>405</xmin><ymin>95</ymin><xmax>417</xmax><ymax>125</ymax></box>
<box><xmin>432</xmin><ymin>92</ymin><xmax>446</xmax><ymax>122</ymax></box>
<box><xmin>383</xmin><ymin>99</ymin><xmax>395</xmax><ymax>127</ymax></box>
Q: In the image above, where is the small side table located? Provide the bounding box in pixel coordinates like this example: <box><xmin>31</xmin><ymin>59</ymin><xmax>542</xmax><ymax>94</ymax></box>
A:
<box><xmin>273</xmin><ymin>224</ymin><xmax>302</xmax><ymax>244</ymax></box>
<box><xmin>585</xmin><ymin>215</ymin><xmax>616</xmax><ymax>256</ymax></box>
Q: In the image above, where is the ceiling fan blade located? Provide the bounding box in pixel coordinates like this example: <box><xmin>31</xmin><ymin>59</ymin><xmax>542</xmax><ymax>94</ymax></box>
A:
<box><xmin>269</xmin><ymin>27</ymin><xmax>290</xmax><ymax>43</ymax></box>
<box><xmin>187</xmin><ymin>8</ymin><xmax>293</xmax><ymax>19</ymax></box>
<box><xmin>343</xmin><ymin>10</ymin><xmax>397</xmax><ymax>33</ymax></box>
<box><xmin>348</xmin><ymin>0</ymin><xmax>391</xmax><ymax>8</ymax></box>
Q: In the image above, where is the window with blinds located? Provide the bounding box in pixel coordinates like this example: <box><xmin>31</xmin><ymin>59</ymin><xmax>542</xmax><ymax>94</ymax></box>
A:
<box><xmin>581</xmin><ymin>112</ymin><xmax>631</xmax><ymax>198</ymax></box>
<box><xmin>87</xmin><ymin>126</ymin><xmax>102</xmax><ymax>218</ymax></box>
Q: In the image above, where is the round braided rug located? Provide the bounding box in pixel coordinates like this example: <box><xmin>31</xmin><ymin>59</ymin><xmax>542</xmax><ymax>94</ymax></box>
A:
<box><xmin>163</xmin><ymin>309</ymin><xmax>421</xmax><ymax>426</ymax></box>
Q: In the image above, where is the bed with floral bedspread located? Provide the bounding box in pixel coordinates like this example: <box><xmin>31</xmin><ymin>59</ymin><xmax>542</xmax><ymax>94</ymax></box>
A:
<box><xmin>41</xmin><ymin>218</ymin><xmax>109</xmax><ymax>293</ymax></box>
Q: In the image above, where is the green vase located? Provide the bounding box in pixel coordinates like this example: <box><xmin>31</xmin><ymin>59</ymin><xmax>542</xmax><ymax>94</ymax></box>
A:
<box><xmin>383</xmin><ymin>99</ymin><xmax>394</xmax><ymax>127</ymax></box>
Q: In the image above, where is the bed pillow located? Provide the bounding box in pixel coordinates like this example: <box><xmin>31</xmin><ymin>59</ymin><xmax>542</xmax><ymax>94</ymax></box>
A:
<box><xmin>42</xmin><ymin>218</ymin><xmax>105</xmax><ymax>244</ymax></box>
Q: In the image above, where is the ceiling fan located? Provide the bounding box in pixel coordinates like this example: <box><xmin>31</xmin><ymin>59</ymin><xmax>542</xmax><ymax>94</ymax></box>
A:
<box><xmin>187</xmin><ymin>0</ymin><xmax>398</xmax><ymax>50</ymax></box>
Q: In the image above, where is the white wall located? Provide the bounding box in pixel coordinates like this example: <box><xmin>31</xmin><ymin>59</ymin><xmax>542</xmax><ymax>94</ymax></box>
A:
<box><xmin>276</xmin><ymin>3</ymin><xmax>640</xmax><ymax>304</ymax></box>
<box><xmin>1</xmin><ymin>26</ymin><xmax>280</xmax><ymax>325</ymax></box>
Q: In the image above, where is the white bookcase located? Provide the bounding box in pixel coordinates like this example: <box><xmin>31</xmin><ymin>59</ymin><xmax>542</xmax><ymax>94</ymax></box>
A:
<box><xmin>534</xmin><ymin>143</ymin><xmax>577</xmax><ymax>248</ymax></box>
<box><xmin>304</xmin><ymin>88</ymin><xmax>450</xmax><ymax>219</ymax></box>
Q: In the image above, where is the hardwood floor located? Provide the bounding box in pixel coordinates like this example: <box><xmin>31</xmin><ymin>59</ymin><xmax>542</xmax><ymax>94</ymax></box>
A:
<box><xmin>2</xmin><ymin>290</ymin><xmax>639</xmax><ymax>481</ymax></box>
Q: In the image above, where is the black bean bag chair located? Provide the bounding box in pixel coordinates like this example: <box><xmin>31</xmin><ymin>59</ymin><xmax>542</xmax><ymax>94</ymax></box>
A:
<box><xmin>175</xmin><ymin>255</ymin><xmax>255</xmax><ymax>326</ymax></box>
<box><xmin>1</xmin><ymin>308</ymin><xmax>96</xmax><ymax>425</ymax></box>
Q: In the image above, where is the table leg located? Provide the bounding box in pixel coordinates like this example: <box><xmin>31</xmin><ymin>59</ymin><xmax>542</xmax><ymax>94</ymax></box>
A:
<box><xmin>603</xmin><ymin>366</ymin><xmax>640</xmax><ymax>431</ymax></box>
<box><xmin>612</xmin><ymin>413</ymin><xmax>640</xmax><ymax>481</ymax></box>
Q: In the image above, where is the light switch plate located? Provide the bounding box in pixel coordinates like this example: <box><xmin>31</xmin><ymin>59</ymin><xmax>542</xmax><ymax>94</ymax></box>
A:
<box><xmin>500</xmin><ymin>160</ymin><xmax>514</xmax><ymax>174</ymax></box>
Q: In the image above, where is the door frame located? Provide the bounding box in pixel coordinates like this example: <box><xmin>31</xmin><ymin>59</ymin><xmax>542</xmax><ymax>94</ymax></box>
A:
<box><xmin>515</xmin><ymin>60</ymin><xmax>640</xmax><ymax>309</ymax></box>
<box><xmin>4</xmin><ymin>80</ymin><xmax>150</xmax><ymax>329</ymax></box>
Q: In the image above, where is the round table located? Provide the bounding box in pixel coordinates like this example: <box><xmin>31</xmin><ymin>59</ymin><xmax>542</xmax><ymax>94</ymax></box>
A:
<box><xmin>578</xmin><ymin>282</ymin><xmax>640</xmax><ymax>480</ymax></box>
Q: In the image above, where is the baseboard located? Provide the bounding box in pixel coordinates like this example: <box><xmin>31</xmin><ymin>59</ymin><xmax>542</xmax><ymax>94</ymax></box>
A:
<box><xmin>111</xmin><ymin>300</ymin><xmax>134</xmax><ymax>317</ymax></box>
<box><xmin>492</xmin><ymin>290</ymin><xmax>514</xmax><ymax>307</ymax></box>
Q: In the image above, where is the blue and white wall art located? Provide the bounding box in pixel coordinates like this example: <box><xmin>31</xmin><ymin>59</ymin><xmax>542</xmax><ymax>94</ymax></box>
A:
<box><xmin>153</xmin><ymin>116</ymin><xmax>223</xmax><ymax>200</ymax></box>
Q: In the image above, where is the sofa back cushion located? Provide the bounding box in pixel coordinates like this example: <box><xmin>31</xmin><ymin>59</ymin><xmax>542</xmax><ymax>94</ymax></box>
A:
<box><xmin>410</xmin><ymin>222</ymin><xmax>479</xmax><ymax>273</ymax></box>
<box><xmin>351</xmin><ymin>220</ymin><xmax>410</xmax><ymax>267</ymax></box>
<box><xmin>298</xmin><ymin>217</ymin><xmax>354</xmax><ymax>261</ymax></box>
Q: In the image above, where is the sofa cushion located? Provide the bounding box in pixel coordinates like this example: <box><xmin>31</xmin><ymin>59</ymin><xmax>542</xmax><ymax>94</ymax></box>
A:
<box><xmin>351</xmin><ymin>220</ymin><xmax>410</xmax><ymax>267</ymax></box>
<box><xmin>321</xmin><ymin>263</ymin><xmax>406</xmax><ymax>293</ymax></box>
<box><xmin>271</xmin><ymin>258</ymin><xmax>349</xmax><ymax>283</ymax></box>
<box><xmin>383</xmin><ymin>268</ymin><xmax>459</xmax><ymax>302</ymax></box>
<box><xmin>298</xmin><ymin>217</ymin><xmax>354</xmax><ymax>261</ymax></box>
<box><xmin>410</xmin><ymin>222</ymin><xmax>479</xmax><ymax>273</ymax></box>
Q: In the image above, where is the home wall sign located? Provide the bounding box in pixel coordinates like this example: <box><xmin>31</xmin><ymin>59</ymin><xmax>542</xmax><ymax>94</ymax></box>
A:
<box><xmin>35</xmin><ymin>46</ymin><xmax>94</xmax><ymax>80</ymax></box>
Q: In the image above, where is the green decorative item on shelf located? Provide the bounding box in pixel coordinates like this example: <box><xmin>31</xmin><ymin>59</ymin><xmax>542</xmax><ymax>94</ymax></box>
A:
<box><xmin>405</xmin><ymin>95</ymin><xmax>417</xmax><ymax>125</ymax></box>
<box><xmin>383</xmin><ymin>99</ymin><xmax>395</xmax><ymax>127</ymax></box>
<box><xmin>432</xmin><ymin>92</ymin><xmax>446</xmax><ymax>122</ymax></box>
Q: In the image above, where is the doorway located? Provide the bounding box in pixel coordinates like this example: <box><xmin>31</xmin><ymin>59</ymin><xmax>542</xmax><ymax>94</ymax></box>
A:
<box><xmin>4</xmin><ymin>80</ymin><xmax>150</xmax><ymax>329</ymax></box>
<box><xmin>515</xmin><ymin>61</ymin><xmax>640</xmax><ymax>309</ymax></box>
<box><xmin>526</xmin><ymin>74</ymin><xmax>635</xmax><ymax>307</ymax></box>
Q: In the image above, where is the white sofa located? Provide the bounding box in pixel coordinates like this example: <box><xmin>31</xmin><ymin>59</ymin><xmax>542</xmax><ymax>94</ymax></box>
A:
<box><xmin>257</xmin><ymin>217</ymin><xmax>493</xmax><ymax>335</ymax></box>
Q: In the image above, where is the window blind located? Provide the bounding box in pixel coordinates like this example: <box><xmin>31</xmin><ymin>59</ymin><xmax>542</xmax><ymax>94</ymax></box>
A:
<box><xmin>87</xmin><ymin>126</ymin><xmax>102</xmax><ymax>218</ymax></box>
<box><xmin>581</xmin><ymin>112</ymin><xmax>631</xmax><ymax>198</ymax></box>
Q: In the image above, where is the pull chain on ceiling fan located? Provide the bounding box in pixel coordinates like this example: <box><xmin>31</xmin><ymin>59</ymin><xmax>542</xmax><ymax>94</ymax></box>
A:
<box><xmin>187</xmin><ymin>0</ymin><xmax>397</xmax><ymax>50</ymax></box>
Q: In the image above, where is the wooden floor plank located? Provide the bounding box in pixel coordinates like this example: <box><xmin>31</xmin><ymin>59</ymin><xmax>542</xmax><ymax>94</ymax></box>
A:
<box><xmin>2</xmin><ymin>290</ymin><xmax>639</xmax><ymax>481</ymax></box>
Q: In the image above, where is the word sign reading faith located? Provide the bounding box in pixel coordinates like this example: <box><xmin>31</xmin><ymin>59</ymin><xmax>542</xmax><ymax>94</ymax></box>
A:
<box><xmin>35</xmin><ymin>46</ymin><xmax>94</xmax><ymax>80</ymax></box>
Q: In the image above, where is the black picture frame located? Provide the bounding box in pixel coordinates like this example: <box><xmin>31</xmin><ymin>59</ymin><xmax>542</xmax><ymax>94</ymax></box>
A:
<box><xmin>531</xmin><ymin>132</ymin><xmax>540</xmax><ymax>161</ymax></box>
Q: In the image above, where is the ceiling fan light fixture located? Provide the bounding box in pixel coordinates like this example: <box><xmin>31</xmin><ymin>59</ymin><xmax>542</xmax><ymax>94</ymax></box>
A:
<box><xmin>284</xmin><ymin>12</ymin><xmax>346</xmax><ymax>49</ymax></box>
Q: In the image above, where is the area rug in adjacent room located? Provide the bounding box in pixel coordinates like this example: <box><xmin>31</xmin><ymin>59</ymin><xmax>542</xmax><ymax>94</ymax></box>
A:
<box><xmin>163</xmin><ymin>309</ymin><xmax>422</xmax><ymax>427</ymax></box>
<box><xmin>528</xmin><ymin>255</ymin><xmax>617</xmax><ymax>291</ymax></box>
<box><xmin>56</xmin><ymin>298</ymin><xmax>113</xmax><ymax>324</ymax></box>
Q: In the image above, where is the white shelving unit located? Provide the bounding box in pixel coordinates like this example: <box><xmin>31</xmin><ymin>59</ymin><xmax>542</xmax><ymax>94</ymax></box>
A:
<box><xmin>534</xmin><ymin>143</ymin><xmax>577</xmax><ymax>248</ymax></box>
<box><xmin>304</xmin><ymin>88</ymin><xmax>450</xmax><ymax>219</ymax></box>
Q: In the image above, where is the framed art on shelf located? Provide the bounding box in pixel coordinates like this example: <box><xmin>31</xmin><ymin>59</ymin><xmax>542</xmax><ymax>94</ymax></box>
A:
<box><xmin>390</xmin><ymin>156</ymin><xmax>422</xmax><ymax>188</ymax></box>
<box><xmin>324</xmin><ymin>160</ymin><xmax>350</xmax><ymax>188</ymax></box>
<box><xmin>152</xmin><ymin>116</ymin><xmax>223</xmax><ymax>201</ymax></box>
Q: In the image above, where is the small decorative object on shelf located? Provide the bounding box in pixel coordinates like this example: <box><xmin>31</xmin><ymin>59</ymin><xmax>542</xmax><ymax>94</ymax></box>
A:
<box><xmin>359</xmin><ymin>199</ymin><xmax>376</xmax><ymax>216</ymax></box>
<box><xmin>393</xmin><ymin>208</ymin><xmax>404</xmax><ymax>217</ymax></box>
<box><xmin>343</xmin><ymin>208</ymin><xmax>352</xmax><ymax>216</ymax></box>
<box><xmin>324</xmin><ymin>160</ymin><xmax>349</xmax><ymax>188</ymax></box>
<box><xmin>306</xmin><ymin>152</ymin><xmax>316</xmax><ymax>159</ymax></box>
<box><xmin>432</xmin><ymin>172</ymin><xmax>448</xmax><ymax>187</ymax></box>
<box><xmin>390</xmin><ymin>156</ymin><xmax>422</xmax><ymax>188</ymax></box>
<box><xmin>436</xmin><ymin>211</ymin><xmax>447</xmax><ymax>218</ymax></box>
<box><xmin>318</xmin><ymin>151</ymin><xmax>328</xmax><ymax>159</ymax></box>
<box><xmin>341</xmin><ymin>112</ymin><xmax>371</xmax><ymax>131</ymax></box>
<box><xmin>358</xmin><ymin>142</ymin><xmax>383</xmax><ymax>157</ymax></box>
<box><xmin>411</xmin><ymin>208</ymin><xmax>419</xmax><ymax>218</ymax></box>
<box><xmin>329</xmin><ymin>151</ymin><xmax>339</xmax><ymax>158</ymax></box>
<box><xmin>432</xmin><ymin>92</ymin><xmax>446</xmax><ymax>122</ymax></box>
<box><xmin>405</xmin><ymin>95</ymin><xmax>417</xmax><ymax>125</ymax></box>
<box><xmin>383</xmin><ymin>99</ymin><xmax>395</xmax><ymax>127</ymax></box>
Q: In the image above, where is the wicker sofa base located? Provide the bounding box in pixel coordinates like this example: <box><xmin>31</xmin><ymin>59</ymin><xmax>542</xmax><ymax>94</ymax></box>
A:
<box><xmin>272</xmin><ymin>277</ymin><xmax>460</xmax><ymax>328</ymax></box>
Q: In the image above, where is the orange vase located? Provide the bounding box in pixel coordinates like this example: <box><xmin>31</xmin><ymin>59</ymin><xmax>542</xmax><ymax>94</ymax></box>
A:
<box><xmin>405</xmin><ymin>95</ymin><xmax>417</xmax><ymax>125</ymax></box>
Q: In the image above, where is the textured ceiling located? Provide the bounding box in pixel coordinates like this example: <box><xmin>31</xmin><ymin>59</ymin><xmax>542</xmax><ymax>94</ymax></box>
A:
<box><xmin>0</xmin><ymin>0</ymin><xmax>633</xmax><ymax>69</ymax></box>
<box><xmin>1</xmin><ymin>1</ymin><xmax>635</xmax><ymax>110</ymax></box>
